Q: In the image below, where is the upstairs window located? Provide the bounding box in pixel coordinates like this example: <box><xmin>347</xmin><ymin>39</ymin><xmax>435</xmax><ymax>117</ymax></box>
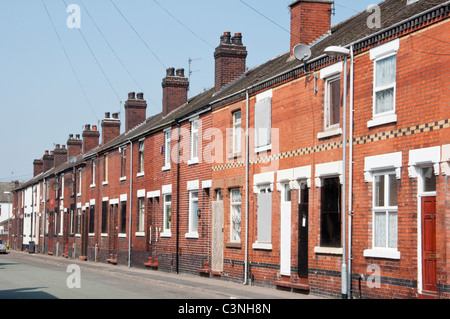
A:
<box><xmin>163</xmin><ymin>129</ymin><xmax>171</xmax><ymax>170</ymax></box>
<box><xmin>232</xmin><ymin>111</ymin><xmax>241</xmax><ymax>154</ymax></box>
<box><xmin>254</xmin><ymin>96</ymin><xmax>272</xmax><ymax>152</ymax></box>
<box><xmin>325</xmin><ymin>76</ymin><xmax>341</xmax><ymax>130</ymax></box>
<box><xmin>190</xmin><ymin>118</ymin><xmax>199</xmax><ymax>164</ymax></box>
<box><xmin>368</xmin><ymin>39</ymin><xmax>399</xmax><ymax>128</ymax></box>
<box><xmin>138</xmin><ymin>141</ymin><xmax>145</xmax><ymax>174</ymax></box>
<box><xmin>120</xmin><ymin>148</ymin><xmax>127</xmax><ymax>178</ymax></box>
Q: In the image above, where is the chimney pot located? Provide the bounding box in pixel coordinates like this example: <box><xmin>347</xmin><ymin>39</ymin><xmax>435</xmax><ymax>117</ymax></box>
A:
<box><xmin>137</xmin><ymin>92</ymin><xmax>144</xmax><ymax>100</ymax></box>
<box><xmin>105</xmin><ymin>112</ymin><xmax>110</xmax><ymax>118</ymax></box>
<box><xmin>112</xmin><ymin>113</ymin><xmax>119</xmax><ymax>119</ymax></box>
<box><xmin>128</xmin><ymin>92</ymin><xmax>136</xmax><ymax>100</ymax></box>
<box><xmin>166</xmin><ymin>67</ymin><xmax>175</xmax><ymax>77</ymax></box>
<box><xmin>76</xmin><ymin>134</ymin><xmax>80</xmax><ymax>139</ymax></box>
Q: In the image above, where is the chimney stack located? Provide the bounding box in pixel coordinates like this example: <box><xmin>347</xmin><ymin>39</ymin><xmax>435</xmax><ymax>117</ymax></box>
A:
<box><xmin>82</xmin><ymin>124</ymin><xmax>100</xmax><ymax>154</ymax></box>
<box><xmin>67</xmin><ymin>134</ymin><xmax>82</xmax><ymax>159</ymax></box>
<box><xmin>214</xmin><ymin>32</ymin><xmax>247</xmax><ymax>92</ymax></box>
<box><xmin>289</xmin><ymin>0</ymin><xmax>333</xmax><ymax>55</ymax></box>
<box><xmin>42</xmin><ymin>150</ymin><xmax>54</xmax><ymax>173</ymax></box>
<box><xmin>101</xmin><ymin>112</ymin><xmax>121</xmax><ymax>145</ymax></box>
<box><xmin>53</xmin><ymin>144</ymin><xmax>68</xmax><ymax>168</ymax></box>
<box><xmin>33</xmin><ymin>159</ymin><xmax>44</xmax><ymax>177</ymax></box>
<box><xmin>162</xmin><ymin>68</ymin><xmax>189</xmax><ymax>117</ymax></box>
<box><xmin>124</xmin><ymin>92</ymin><xmax>147</xmax><ymax>132</ymax></box>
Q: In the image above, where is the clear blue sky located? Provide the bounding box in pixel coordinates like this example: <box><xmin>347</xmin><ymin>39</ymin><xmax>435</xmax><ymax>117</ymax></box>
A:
<box><xmin>0</xmin><ymin>0</ymin><xmax>380</xmax><ymax>182</ymax></box>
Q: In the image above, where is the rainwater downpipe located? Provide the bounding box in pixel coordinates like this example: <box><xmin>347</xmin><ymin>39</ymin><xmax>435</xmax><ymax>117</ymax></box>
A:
<box><xmin>341</xmin><ymin>52</ymin><xmax>348</xmax><ymax>300</ymax></box>
<box><xmin>176</xmin><ymin>121</ymin><xmax>181</xmax><ymax>274</ymax></box>
<box><xmin>243</xmin><ymin>89</ymin><xmax>250</xmax><ymax>285</ymax></box>
<box><xmin>348</xmin><ymin>45</ymin><xmax>354</xmax><ymax>298</ymax></box>
<box><xmin>127</xmin><ymin>139</ymin><xmax>133</xmax><ymax>268</ymax></box>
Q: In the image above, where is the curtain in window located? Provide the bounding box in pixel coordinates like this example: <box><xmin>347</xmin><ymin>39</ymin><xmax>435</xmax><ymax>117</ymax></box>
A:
<box><xmin>375</xmin><ymin>55</ymin><xmax>396</xmax><ymax>114</ymax></box>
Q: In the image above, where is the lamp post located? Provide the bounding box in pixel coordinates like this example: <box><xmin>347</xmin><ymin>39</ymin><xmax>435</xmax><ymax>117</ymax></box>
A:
<box><xmin>324</xmin><ymin>46</ymin><xmax>350</xmax><ymax>299</ymax></box>
<box><xmin>4</xmin><ymin>191</ymin><xmax>11</xmax><ymax>248</ymax></box>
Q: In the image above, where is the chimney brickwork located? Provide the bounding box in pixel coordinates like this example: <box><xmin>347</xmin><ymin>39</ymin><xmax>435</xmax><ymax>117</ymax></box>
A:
<box><xmin>162</xmin><ymin>68</ymin><xmax>189</xmax><ymax>117</ymax></box>
<box><xmin>214</xmin><ymin>32</ymin><xmax>247</xmax><ymax>92</ymax></box>
<box><xmin>289</xmin><ymin>0</ymin><xmax>333</xmax><ymax>54</ymax></box>
<box><xmin>82</xmin><ymin>124</ymin><xmax>100</xmax><ymax>154</ymax></box>
<box><xmin>101</xmin><ymin>112</ymin><xmax>121</xmax><ymax>145</ymax></box>
<box><xmin>124</xmin><ymin>92</ymin><xmax>147</xmax><ymax>132</ymax></box>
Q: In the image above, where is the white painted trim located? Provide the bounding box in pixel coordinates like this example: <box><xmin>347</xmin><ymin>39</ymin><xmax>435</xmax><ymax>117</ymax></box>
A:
<box><xmin>253</xmin><ymin>171</ymin><xmax>275</xmax><ymax>193</ymax></box>
<box><xmin>256</xmin><ymin>88</ymin><xmax>273</xmax><ymax>102</ymax></box>
<box><xmin>363</xmin><ymin>248</ymin><xmax>401</xmax><ymax>259</ymax></box>
<box><xmin>367</xmin><ymin>113</ymin><xmax>397</xmax><ymax>128</ymax></box>
<box><xmin>137</xmin><ymin>189</ymin><xmax>146</xmax><ymax>198</ymax></box>
<box><xmin>408</xmin><ymin>146</ymin><xmax>440</xmax><ymax>178</ymax></box>
<box><xmin>162</xmin><ymin>184</ymin><xmax>172</xmax><ymax>195</ymax></box>
<box><xmin>187</xmin><ymin>180</ymin><xmax>199</xmax><ymax>191</ymax></box>
<box><xmin>364</xmin><ymin>152</ymin><xmax>402</xmax><ymax>182</ymax></box>
<box><xmin>370</xmin><ymin>38</ymin><xmax>400</xmax><ymax>60</ymax></box>
<box><xmin>120</xmin><ymin>194</ymin><xmax>127</xmax><ymax>202</ymax></box>
<box><xmin>252</xmin><ymin>242</ymin><xmax>273</xmax><ymax>250</ymax></box>
<box><xmin>320</xmin><ymin>61</ymin><xmax>343</xmax><ymax>79</ymax></box>
<box><xmin>441</xmin><ymin>144</ymin><xmax>450</xmax><ymax>175</ymax></box>
<box><xmin>147</xmin><ymin>190</ymin><xmax>160</xmax><ymax>198</ymax></box>
<box><xmin>315</xmin><ymin>161</ymin><xmax>343</xmax><ymax>187</ymax></box>
<box><xmin>314</xmin><ymin>247</ymin><xmax>343</xmax><ymax>255</ymax></box>
<box><xmin>202</xmin><ymin>180</ymin><xmax>212</xmax><ymax>189</ymax></box>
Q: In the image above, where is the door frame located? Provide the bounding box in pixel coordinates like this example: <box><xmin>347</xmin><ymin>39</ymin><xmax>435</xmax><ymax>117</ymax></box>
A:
<box><xmin>416</xmin><ymin>166</ymin><xmax>437</xmax><ymax>294</ymax></box>
<box><xmin>280</xmin><ymin>182</ymin><xmax>291</xmax><ymax>276</ymax></box>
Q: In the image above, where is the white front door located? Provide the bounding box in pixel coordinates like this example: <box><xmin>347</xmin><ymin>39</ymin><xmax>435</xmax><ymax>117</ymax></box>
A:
<box><xmin>280</xmin><ymin>183</ymin><xmax>291</xmax><ymax>276</ymax></box>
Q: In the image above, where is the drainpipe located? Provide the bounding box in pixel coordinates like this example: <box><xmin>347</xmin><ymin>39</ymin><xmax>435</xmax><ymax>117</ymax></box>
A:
<box><xmin>243</xmin><ymin>89</ymin><xmax>250</xmax><ymax>285</ymax></box>
<box><xmin>176</xmin><ymin>121</ymin><xmax>181</xmax><ymax>274</ymax></box>
<box><xmin>341</xmin><ymin>52</ymin><xmax>348</xmax><ymax>300</ymax></box>
<box><xmin>348</xmin><ymin>45</ymin><xmax>354</xmax><ymax>298</ymax></box>
<box><xmin>127</xmin><ymin>140</ymin><xmax>133</xmax><ymax>268</ymax></box>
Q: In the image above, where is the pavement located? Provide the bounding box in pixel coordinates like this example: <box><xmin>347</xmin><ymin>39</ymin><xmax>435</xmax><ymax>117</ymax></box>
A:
<box><xmin>5</xmin><ymin>249</ymin><xmax>324</xmax><ymax>300</ymax></box>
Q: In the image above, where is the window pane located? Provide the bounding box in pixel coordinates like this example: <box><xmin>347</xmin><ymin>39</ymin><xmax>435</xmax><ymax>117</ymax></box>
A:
<box><xmin>329</xmin><ymin>78</ymin><xmax>340</xmax><ymax>126</ymax></box>
<box><xmin>231</xmin><ymin>204</ymin><xmax>241</xmax><ymax>241</ymax></box>
<box><xmin>320</xmin><ymin>177</ymin><xmax>341</xmax><ymax>247</ymax></box>
<box><xmin>374</xmin><ymin>175</ymin><xmax>385</xmax><ymax>207</ymax></box>
<box><xmin>376</xmin><ymin>55</ymin><xmax>396</xmax><ymax>87</ymax></box>
<box><xmin>388</xmin><ymin>174</ymin><xmax>398</xmax><ymax>206</ymax></box>
<box><xmin>375</xmin><ymin>88</ymin><xmax>394</xmax><ymax>114</ymax></box>
<box><xmin>388</xmin><ymin>211</ymin><xmax>398</xmax><ymax>248</ymax></box>
<box><xmin>231</xmin><ymin>189</ymin><xmax>241</xmax><ymax>203</ymax></box>
<box><xmin>283</xmin><ymin>183</ymin><xmax>291</xmax><ymax>202</ymax></box>
<box><xmin>374</xmin><ymin>211</ymin><xmax>386</xmax><ymax>248</ymax></box>
<box><xmin>423</xmin><ymin>167</ymin><xmax>436</xmax><ymax>192</ymax></box>
<box><xmin>190</xmin><ymin>192</ymin><xmax>198</xmax><ymax>232</ymax></box>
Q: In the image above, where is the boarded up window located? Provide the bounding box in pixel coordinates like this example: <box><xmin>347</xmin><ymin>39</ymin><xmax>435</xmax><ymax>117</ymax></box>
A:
<box><xmin>254</xmin><ymin>97</ymin><xmax>272</xmax><ymax>149</ymax></box>
<box><xmin>257</xmin><ymin>189</ymin><xmax>272</xmax><ymax>244</ymax></box>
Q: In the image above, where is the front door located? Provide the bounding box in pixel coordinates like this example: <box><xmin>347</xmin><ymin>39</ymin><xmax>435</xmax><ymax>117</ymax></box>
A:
<box><xmin>422</xmin><ymin>196</ymin><xmax>437</xmax><ymax>293</ymax></box>
<box><xmin>109</xmin><ymin>204</ymin><xmax>118</xmax><ymax>254</ymax></box>
<box><xmin>81</xmin><ymin>207</ymin><xmax>89</xmax><ymax>257</ymax></box>
<box><xmin>280</xmin><ymin>183</ymin><xmax>291</xmax><ymax>276</ymax></box>
<box><xmin>211</xmin><ymin>196</ymin><xmax>224</xmax><ymax>273</ymax></box>
<box><xmin>298</xmin><ymin>184</ymin><xmax>309</xmax><ymax>278</ymax></box>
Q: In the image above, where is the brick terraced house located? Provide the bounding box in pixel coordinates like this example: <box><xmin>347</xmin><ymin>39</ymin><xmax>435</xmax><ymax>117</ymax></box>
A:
<box><xmin>11</xmin><ymin>0</ymin><xmax>450</xmax><ymax>298</ymax></box>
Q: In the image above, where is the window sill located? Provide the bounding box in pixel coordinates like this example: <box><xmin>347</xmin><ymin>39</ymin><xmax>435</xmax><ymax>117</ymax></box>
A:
<box><xmin>363</xmin><ymin>248</ymin><xmax>400</xmax><ymax>259</ymax></box>
<box><xmin>252</xmin><ymin>242</ymin><xmax>272</xmax><ymax>250</ymax></box>
<box><xmin>367</xmin><ymin>114</ymin><xmax>397</xmax><ymax>128</ymax></box>
<box><xmin>102</xmin><ymin>181</ymin><xmax>108</xmax><ymax>186</ymax></box>
<box><xmin>101</xmin><ymin>233</ymin><xmax>108</xmax><ymax>237</ymax></box>
<box><xmin>160</xmin><ymin>231</ymin><xmax>171</xmax><ymax>238</ymax></box>
<box><xmin>137</xmin><ymin>172</ymin><xmax>145</xmax><ymax>178</ymax></box>
<box><xmin>317</xmin><ymin>127</ymin><xmax>342</xmax><ymax>139</ymax></box>
<box><xmin>135</xmin><ymin>231</ymin><xmax>145</xmax><ymax>237</ymax></box>
<box><xmin>90</xmin><ymin>184</ymin><xmax>95</xmax><ymax>189</ymax></box>
<box><xmin>188</xmin><ymin>158</ymin><xmax>199</xmax><ymax>166</ymax></box>
<box><xmin>225</xmin><ymin>242</ymin><xmax>241</xmax><ymax>249</ymax></box>
<box><xmin>118</xmin><ymin>233</ymin><xmax>127</xmax><ymax>238</ymax></box>
<box><xmin>227</xmin><ymin>152</ymin><xmax>242</xmax><ymax>161</ymax></box>
<box><xmin>314</xmin><ymin>246</ymin><xmax>342</xmax><ymax>255</ymax></box>
<box><xmin>88</xmin><ymin>233</ymin><xmax>95</xmax><ymax>237</ymax></box>
<box><xmin>254</xmin><ymin>144</ymin><xmax>272</xmax><ymax>154</ymax></box>
<box><xmin>120</xmin><ymin>177</ymin><xmax>126</xmax><ymax>182</ymax></box>
<box><xmin>162</xmin><ymin>165</ymin><xmax>171</xmax><ymax>172</ymax></box>
<box><xmin>185</xmin><ymin>232</ymin><xmax>199</xmax><ymax>239</ymax></box>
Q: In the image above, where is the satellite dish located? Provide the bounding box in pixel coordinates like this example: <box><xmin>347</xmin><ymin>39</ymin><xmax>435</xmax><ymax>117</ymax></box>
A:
<box><xmin>293</xmin><ymin>44</ymin><xmax>312</xmax><ymax>61</ymax></box>
<box><xmin>68</xmin><ymin>156</ymin><xmax>77</xmax><ymax>164</ymax></box>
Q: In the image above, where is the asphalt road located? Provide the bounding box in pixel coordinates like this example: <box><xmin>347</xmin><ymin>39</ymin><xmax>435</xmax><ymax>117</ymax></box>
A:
<box><xmin>0</xmin><ymin>250</ymin><xmax>317</xmax><ymax>300</ymax></box>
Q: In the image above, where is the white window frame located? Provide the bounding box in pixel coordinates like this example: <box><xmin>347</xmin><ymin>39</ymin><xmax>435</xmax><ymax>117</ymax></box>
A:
<box><xmin>232</xmin><ymin>111</ymin><xmax>241</xmax><ymax>154</ymax></box>
<box><xmin>138</xmin><ymin>140</ymin><xmax>145</xmax><ymax>175</ymax></box>
<box><xmin>161</xmin><ymin>193</ymin><xmax>172</xmax><ymax>237</ymax></box>
<box><xmin>371</xmin><ymin>171</ymin><xmax>399</xmax><ymax>251</ymax></box>
<box><xmin>324</xmin><ymin>75</ymin><xmax>341</xmax><ymax>131</ymax></box>
<box><xmin>163</xmin><ymin>129</ymin><xmax>171</xmax><ymax>171</ymax></box>
<box><xmin>136</xmin><ymin>196</ymin><xmax>145</xmax><ymax>235</ymax></box>
<box><xmin>254</xmin><ymin>89</ymin><xmax>272</xmax><ymax>153</ymax></box>
<box><xmin>364</xmin><ymin>151</ymin><xmax>402</xmax><ymax>259</ymax></box>
<box><xmin>103</xmin><ymin>154</ymin><xmax>109</xmax><ymax>185</ymax></box>
<box><xmin>90</xmin><ymin>159</ymin><xmax>96</xmax><ymax>188</ymax></box>
<box><xmin>368</xmin><ymin>39</ymin><xmax>399</xmax><ymax>128</ymax></box>
<box><xmin>186</xmin><ymin>190</ymin><xmax>199</xmax><ymax>238</ymax></box>
<box><xmin>189</xmin><ymin>117</ymin><xmax>199</xmax><ymax>165</ymax></box>
<box><xmin>230</xmin><ymin>188</ymin><xmax>242</xmax><ymax>243</ymax></box>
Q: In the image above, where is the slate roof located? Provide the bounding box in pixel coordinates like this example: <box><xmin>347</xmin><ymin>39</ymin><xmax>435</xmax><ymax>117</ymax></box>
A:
<box><xmin>14</xmin><ymin>0</ymin><xmax>449</xmax><ymax>192</ymax></box>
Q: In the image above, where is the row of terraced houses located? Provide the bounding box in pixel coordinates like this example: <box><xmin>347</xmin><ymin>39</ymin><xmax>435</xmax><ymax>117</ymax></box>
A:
<box><xmin>8</xmin><ymin>0</ymin><xmax>450</xmax><ymax>298</ymax></box>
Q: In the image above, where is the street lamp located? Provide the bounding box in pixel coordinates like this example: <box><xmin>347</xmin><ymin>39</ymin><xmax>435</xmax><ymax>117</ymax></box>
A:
<box><xmin>324</xmin><ymin>46</ymin><xmax>350</xmax><ymax>300</ymax></box>
<box><xmin>4</xmin><ymin>191</ymin><xmax>11</xmax><ymax>249</ymax></box>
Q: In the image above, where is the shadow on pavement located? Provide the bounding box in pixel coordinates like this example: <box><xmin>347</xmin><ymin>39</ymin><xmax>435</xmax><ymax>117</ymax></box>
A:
<box><xmin>0</xmin><ymin>287</ymin><xmax>58</xmax><ymax>299</ymax></box>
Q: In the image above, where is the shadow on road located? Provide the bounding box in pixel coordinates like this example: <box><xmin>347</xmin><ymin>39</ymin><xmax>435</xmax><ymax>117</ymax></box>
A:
<box><xmin>0</xmin><ymin>287</ymin><xmax>58</xmax><ymax>299</ymax></box>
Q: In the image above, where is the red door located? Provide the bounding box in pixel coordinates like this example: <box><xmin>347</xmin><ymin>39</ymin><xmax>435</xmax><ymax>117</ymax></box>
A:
<box><xmin>422</xmin><ymin>197</ymin><xmax>437</xmax><ymax>293</ymax></box>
